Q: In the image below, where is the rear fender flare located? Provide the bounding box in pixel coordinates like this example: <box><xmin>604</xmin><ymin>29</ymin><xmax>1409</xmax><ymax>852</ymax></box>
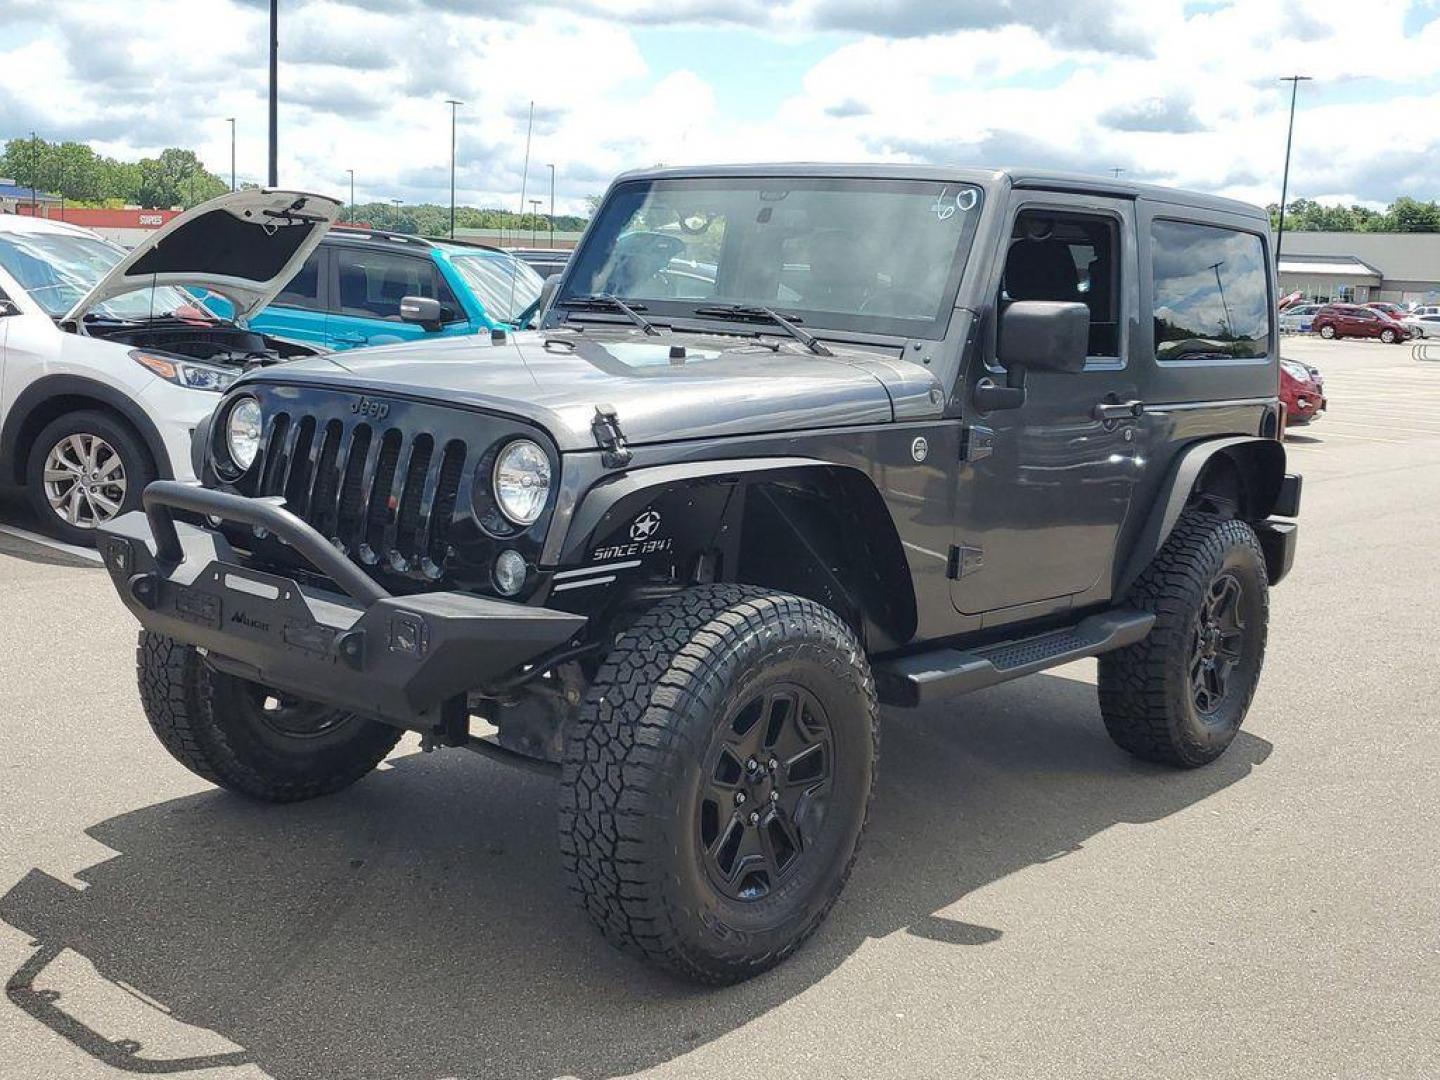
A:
<box><xmin>1117</xmin><ymin>436</ymin><xmax>1287</xmax><ymax>596</ymax></box>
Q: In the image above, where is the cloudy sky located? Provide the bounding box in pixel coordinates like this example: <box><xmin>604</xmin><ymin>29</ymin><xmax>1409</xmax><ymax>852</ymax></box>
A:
<box><xmin>2</xmin><ymin>0</ymin><xmax>1438</xmax><ymax>215</ymax></box>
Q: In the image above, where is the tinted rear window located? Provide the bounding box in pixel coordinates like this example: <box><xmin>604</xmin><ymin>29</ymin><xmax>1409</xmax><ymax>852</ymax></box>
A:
<box><xmin>1151</xmin><ymin>220</ymin><xmax>1270</xmax><ymax>361</ymax></box>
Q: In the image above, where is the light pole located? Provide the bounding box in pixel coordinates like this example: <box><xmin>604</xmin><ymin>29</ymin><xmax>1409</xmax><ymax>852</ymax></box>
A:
<box><xmin>29</xmin><ymin>131</ymin><xmax>38</xmax><ymax>214</ymax></box>
<box><xmin>345</xmin><ymin>168</ymin><xmax>354</xmax><ymax>223</ymax></box>
<box><xmin>547</xmin><ymin>163</ymin><xmax>555</xmax><ymax>247</ymax></box>
<box><xmin>529</xmin><ymin>199</ymin><xmax>541</xmax><ymax>246</ymax></box>
<box><xmin>226</xmin><ymin>118</ymin><xmax>236</xmax><ymax>190</ymax></box>
<box><xmin>1275</xmin><ymin>75</ymin><xmax>1312</xmax><ymax>262</ymax></box>
<box><xmin>267</xmin><ymin>0</ymin><xmax>278</xmax><ymax>186</ymax></box>
<box><xmin>1209</xmin><ymin>261</ymin><xmax>1233</xmax><ymax>337</ymax></box>
<box><xmin>445</xmin><ymin>99</ymin><xmax>463</xmax><ymax>239</ymax></box>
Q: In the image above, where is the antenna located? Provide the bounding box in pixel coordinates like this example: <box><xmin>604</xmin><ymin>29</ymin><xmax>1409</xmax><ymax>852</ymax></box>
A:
<box><xmin>510</xmin><ymin>101</ymin><xmax>536</xmax><ymax>320</ymax></box>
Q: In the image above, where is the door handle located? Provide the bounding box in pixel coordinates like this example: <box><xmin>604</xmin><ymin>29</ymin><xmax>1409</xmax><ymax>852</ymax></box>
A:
<box><xmin>1093</xmin><ymin>399</ymin><xmax>1144</xmax><ymax>421</ymax></box>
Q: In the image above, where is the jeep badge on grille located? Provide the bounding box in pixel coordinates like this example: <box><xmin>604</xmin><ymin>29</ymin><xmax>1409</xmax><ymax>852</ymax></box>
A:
<box><xmin>350</xmin><ymin>397</ymin><xmax>390</xmax><ymax>420</ymax></box>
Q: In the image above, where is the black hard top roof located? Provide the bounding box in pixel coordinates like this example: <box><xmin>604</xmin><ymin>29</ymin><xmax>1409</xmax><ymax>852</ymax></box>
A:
<box><xmin>611</xmin><ymin>162</ymin><xmax>1267</xmax><ymax>222</ymax></box>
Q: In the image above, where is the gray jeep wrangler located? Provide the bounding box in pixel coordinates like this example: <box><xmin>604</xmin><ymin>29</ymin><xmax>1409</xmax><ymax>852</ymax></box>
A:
<box><xmin>98</xmin><ymin>165</ymin><xmax>1299</xmax><ymax>984</ymax></box>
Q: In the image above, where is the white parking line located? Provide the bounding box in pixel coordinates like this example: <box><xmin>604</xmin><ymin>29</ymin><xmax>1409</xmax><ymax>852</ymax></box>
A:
<box><xmin>0</xmin><ymin>524</ymin><xmax>104</xmax><ymax>564</ymax></box>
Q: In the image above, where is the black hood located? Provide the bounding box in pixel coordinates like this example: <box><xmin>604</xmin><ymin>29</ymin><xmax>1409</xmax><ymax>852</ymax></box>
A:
<box><xmin>243</xmin><ymin>328</ymin><xmax>944</xmax><ymax>452</ymax></box>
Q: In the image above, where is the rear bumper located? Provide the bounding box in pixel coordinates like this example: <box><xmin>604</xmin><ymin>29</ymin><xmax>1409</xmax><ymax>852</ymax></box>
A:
<box><xmin>97</xmin><ymin>482</ymin><xmax>587</xmax><ymax>729</ymax></box>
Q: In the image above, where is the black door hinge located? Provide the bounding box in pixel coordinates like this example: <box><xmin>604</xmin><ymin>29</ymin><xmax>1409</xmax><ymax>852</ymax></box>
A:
<box><xmin>591</xmin><ymin>403</ymin><xmax>633</xmax><ymax>468</ymax></box>
<box><xmin>961</xmin><ymin>424</ymin><xmax>995</xmax><ymax>463</ymax></box>
<box><xmin>946</xmin><ymin>544</ymin><xmax>984</xmax><ymax>579</ymax></box>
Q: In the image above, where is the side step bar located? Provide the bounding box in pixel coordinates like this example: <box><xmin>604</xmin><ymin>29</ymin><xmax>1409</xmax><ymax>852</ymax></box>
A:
<box><xmin>873</xmin><ymin>609</ymin><xmax>1155</xmax><ymax>708</ymax></box>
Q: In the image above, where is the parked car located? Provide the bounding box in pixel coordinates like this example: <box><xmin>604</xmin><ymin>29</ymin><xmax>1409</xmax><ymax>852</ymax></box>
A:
<box><xmin>243</xmin><ymin>230</ymin><xmax>545</xmax><ymax>351</ymax></box>
<box><xmin>1410</xmin><ymin>304</ymin><xmax>1440</xmax><ymax>319</ymax></box>
<box><xmin>1402</xmin><ymin>314</ymin><xmax>1440</xmax><ymax>338</ymax></box>
<box><xmin>96</xmin><ymin>164</ymin><xmax>1299</xmax><ymax>984</ymax></box>
<box><xmin>0</xmin><ymin>189</ymin><xmax>338</xmax><ymax>543</ymax></box>
<box><xmin>1279</xmin><ymin>302</ymin><xmax>1322</xmax><ymax>333</ymax></box>
<box><xmin>1364</xmin><ymin>301</ymin><xmax>1407</xmax><ymax>321</ymax></box>
<box><xmin>1280</xmin><ymin>358</ymin><xmax>1326</xmax><ymax>426</ymax></box>
<box><xmin>505</xmin><ymin>246</ymin><xmax>572</xmax><ymax>280</ymax></box>
<box><xmin>1312</xmin><ymin>303</ymin><xmax>1412</xmax><ymax>343</ymax></box>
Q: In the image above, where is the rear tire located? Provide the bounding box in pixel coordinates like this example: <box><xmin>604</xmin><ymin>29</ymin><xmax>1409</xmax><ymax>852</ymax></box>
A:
<box><xmin>26</xmin><ymin>411</ymin><xmax>154</xmax><ymax>547</ymax></box>
<box><xmin>559</xmin><ymin>585</ymin><xmax>878</xmax><ymax>984</ymax></box>
<box><xmin>1098</xmin><ymin>512</ymin><xmax>1269</xmax><ymax>768</ymax></box>
<box><xmin>1381</xmin><ymin>328</ymin><xmax>1397</xmax><ymax>344</ymax></box>
<box><xmin>136</xmin><ymin>631</ymin><xmax>402</xmax><ymax>802</ymax></box>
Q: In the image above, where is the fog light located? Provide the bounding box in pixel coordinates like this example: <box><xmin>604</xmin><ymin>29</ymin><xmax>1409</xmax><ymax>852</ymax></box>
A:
<box><xmin>494</xmin><ymin>549</ymin><xmax>527</xmax><ymax>596</ymax></box>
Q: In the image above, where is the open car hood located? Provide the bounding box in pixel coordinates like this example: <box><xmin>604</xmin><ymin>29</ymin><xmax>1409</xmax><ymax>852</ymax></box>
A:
<box><xmin>63</xmin><ymin>189</ymin><xmax>341</xmax><ymax>325</ymax></box>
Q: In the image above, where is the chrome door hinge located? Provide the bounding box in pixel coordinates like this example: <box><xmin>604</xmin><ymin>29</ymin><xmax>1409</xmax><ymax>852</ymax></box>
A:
<box><xmin>946</xmin><ymin>544</ymin><xmax>984</xmax><ymax>580</ymax></box>
<box><xmin>961</xmin><ymin>424</ymin><xmax>995</xmax><ymax>463</ymax></box>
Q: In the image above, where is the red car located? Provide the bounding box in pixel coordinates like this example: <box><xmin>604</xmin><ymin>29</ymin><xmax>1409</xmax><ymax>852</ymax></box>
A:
<box><xmin>1365</xmin><ymin>301</ymin><xmax>1407</xmax><ymax>321</ymax></box>
<box><xmin>1280</xmin><ymin>358</ymin><xmax>1326</xmax><ymax>427</ymax></box>
<box><xmin>1313</xmin><ymin>303</ymin><xmax>1412</xmax><ymax>343</ymax></box>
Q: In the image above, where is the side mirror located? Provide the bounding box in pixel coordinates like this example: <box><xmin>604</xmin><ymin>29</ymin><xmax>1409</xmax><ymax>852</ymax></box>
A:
<box><xmin>399</xmin><ymin>295</ymin><xmax>443</xmax><ymax>331</ymax></box>
<box><xmin>999</xmin><ymin>301</ymin><xmax>1090</xmax><ymax>374</ymax></box>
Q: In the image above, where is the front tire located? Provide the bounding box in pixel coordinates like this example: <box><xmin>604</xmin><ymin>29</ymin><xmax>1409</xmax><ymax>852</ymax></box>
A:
<box><xmin>559</xmin><ymin>585</ymin><xmax>877</xmax><ymax>984</ymax></box>
<box><xmin>1381</xmin><ymin>328</ymin><xmax>1397</xmax><ymax>344</ymax></box>
<box><xmin>1319</xmin><ymin>324</ymin><xmax>1336</xmax><ymax>339</ymax></box>
<box><xmin>136</xmin><ymin>632</ymin><xmax>402</xmax><ymax>802</ymax></box>
<box><xmin>1098</xmin><ymin>512</ymin><xmax>1269</xmax><ymax>768</ymax></box>
<box><xmin>27</xmin><ymin>411</ymin><xmax>154</xmax><ymax>546</ymax></box>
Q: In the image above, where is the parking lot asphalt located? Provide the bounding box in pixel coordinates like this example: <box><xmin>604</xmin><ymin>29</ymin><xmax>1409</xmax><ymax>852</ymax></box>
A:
<box><xmin>1</xmin><ymin>337</ymin><xmax>1437</xmax><ymax>1080</ymax></box>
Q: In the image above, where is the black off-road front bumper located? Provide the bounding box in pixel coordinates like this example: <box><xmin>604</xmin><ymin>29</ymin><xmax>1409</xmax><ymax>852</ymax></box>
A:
<box><xmin>97</xmin><ymin>482</ymin><xmax>587</xmax><ymax>730</ymax></box>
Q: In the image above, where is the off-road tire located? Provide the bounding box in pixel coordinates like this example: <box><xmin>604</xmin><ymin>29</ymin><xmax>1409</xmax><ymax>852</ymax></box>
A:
<box><xmin>137</xmin><ymin>631</ymin><xmax>402</xmax><ymax>802</ymax></box>
<box><xmin>27</xmin><ymin>411</ymin><xmax>155</xmax><ymax>547</ymax></box>
<box><xmin>559</xmin><ymin>585</ymin><xmax>878</xmax><ymax>984</ymax></box>
<box><xmin>1098</xmin><ymin>512</ymin><xmax>1269</xmax><ymax>768</ymax></box>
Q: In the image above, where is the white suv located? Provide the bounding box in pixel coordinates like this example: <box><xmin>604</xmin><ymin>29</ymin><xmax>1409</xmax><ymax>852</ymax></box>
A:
<box><xmin>0</xmin><ymin>190</ymin><xmax>339</xmax><ymax>544</ymax></box>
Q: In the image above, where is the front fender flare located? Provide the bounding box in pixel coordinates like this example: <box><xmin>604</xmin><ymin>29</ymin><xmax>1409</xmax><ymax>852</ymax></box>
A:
<box><xmin>553</xmin><ymin>456</ymin><xmax>918</xmax><ymax>649</ymax></box>
<box><xmin>0</xmin><ymin>374</ymin><xmax>176</xmax><ymax>486</ymax></box>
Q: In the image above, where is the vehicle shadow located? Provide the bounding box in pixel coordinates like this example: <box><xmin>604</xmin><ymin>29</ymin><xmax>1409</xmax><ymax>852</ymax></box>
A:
<box><xmin>1</xmin><ymin>672</ymin><xmax>1272</xmax><ymax>1080</ymax></box>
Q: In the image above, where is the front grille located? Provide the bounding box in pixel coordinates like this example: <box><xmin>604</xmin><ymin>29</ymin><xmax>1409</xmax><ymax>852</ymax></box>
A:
<box><xmin>253</xmin><ymin>411</ymin><xmax>468</xmax><ymax>581</ymax></box>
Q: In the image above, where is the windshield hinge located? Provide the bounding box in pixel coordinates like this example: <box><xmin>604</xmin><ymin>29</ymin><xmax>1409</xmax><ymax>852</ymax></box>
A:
<box><xmin>591</xmin><ymin>404</ymin><xmax>633</xmax><ymax>468</ymax></box>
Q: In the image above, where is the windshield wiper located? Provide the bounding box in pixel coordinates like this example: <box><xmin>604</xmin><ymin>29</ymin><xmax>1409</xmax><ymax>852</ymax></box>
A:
<box><xmin>692</xmin><ymin>305</ymin><xmax>834</xmax><ymax>356</ymax></box>
<box><xmin>556</xmin><ymin>293</ymin><xmax>658</xmax><ymax>336</ymax></box>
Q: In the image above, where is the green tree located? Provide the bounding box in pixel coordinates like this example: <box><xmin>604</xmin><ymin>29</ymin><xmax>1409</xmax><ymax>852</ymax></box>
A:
<box><xmin>1387</xmin><ymin>196</ymin><xmax>1440</xmax><ymax>232</ymax></box>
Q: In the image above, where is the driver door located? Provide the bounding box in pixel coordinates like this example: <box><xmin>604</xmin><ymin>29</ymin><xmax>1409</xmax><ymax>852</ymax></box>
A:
<box><xmin>950</xmin><ymin>192</ymin><xmax>1144</xmax><ymax>619</ymax></box>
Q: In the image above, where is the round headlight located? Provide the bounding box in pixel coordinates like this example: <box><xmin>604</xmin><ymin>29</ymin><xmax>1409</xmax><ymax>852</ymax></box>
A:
<box><xmin>225</xmin><ymin>396</ymin><xmax>262</xmax><ymax>472</ymax></box>
<box><xmin>492</xmin><ymin>439</ymin><xmax>551</xmax><ymax>526</ymax></box>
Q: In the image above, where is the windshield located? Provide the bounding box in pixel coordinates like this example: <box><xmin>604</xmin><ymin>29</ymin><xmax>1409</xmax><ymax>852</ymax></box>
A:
<box><xmin>446</xmin><ymin>250</ymin><xmax>545</xmax><ymax>325</ymax></box>
<box><xmin>560</xmin><ymin>177</ymin><xmax>983</xmax><ymax>339</ymax></box>
<box><xmin>0</xmin><ymin>231</ymin><xmax>206</xmax><ymax>321</ymax></box>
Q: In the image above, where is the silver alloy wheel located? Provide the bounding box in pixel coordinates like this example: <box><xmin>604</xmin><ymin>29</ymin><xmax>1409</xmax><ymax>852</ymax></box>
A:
<box><xmin>42</xmin><ymin>433</ymin><xmax>127</xmax><ymax>529</ymax></box>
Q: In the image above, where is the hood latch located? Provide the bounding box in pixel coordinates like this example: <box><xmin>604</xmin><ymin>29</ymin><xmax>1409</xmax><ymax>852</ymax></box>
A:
<box><xmin>591</xmin><ymin>404</ymin><xmax>633</xmax><ymax>468</ymax></box>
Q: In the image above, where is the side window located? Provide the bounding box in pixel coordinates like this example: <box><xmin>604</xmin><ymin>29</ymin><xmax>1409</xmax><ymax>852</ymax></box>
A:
<box><xmin>1002</xmin><ymin>210</ymin><xmax>1120</xmax><ymax>357</ymax></box>
<box><xmin>333</xmin><ymin>249</ymin><xmax>444</xmax><ymax>320</ymax></box>
<box><xmin>275</xmin><ymin>251</ymin><xmax>323</xmax><ymax>309</ymax></box>
<box><xmin>1150</xmin><ymin>220</ymin><xmax>1270</xmax><ymax>362</ymax></box>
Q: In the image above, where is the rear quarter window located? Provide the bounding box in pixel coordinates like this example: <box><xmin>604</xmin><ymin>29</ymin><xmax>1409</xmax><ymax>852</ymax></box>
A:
<box><xmin>1150</xmin><ymin>220</ymin><xmax>1270</xmax><ymax>362</ymax></box>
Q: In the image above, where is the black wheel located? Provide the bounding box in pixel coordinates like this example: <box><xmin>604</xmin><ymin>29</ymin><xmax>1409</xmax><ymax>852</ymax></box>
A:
<box><xmin>1097</xmin><ymin>512</ymin><xmax>1269</xmax><ymax>768</ymax></box>
<box><xmin>1381</xmin><ymin>328</ymin><xmax>1397</xmax><ymax>344</ymax></box>
<box><xmin>136</xmin><ymin>632</ymin><xmax>402</xmax><ymax>802</ymax></box>
<box><xmin>26</xmin><ymin>411</ymin><xmax>155</xmax><ymax>546</ymax></box>
<box><xmin>559</xmin><ymin>585</ymin><xmax>877</xmax><ymax>984</ymax></box>
<box><xmin>1318</xmin><ymin>324</ymin><xmax>1336</xmax><ymax>339</ymax></box>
